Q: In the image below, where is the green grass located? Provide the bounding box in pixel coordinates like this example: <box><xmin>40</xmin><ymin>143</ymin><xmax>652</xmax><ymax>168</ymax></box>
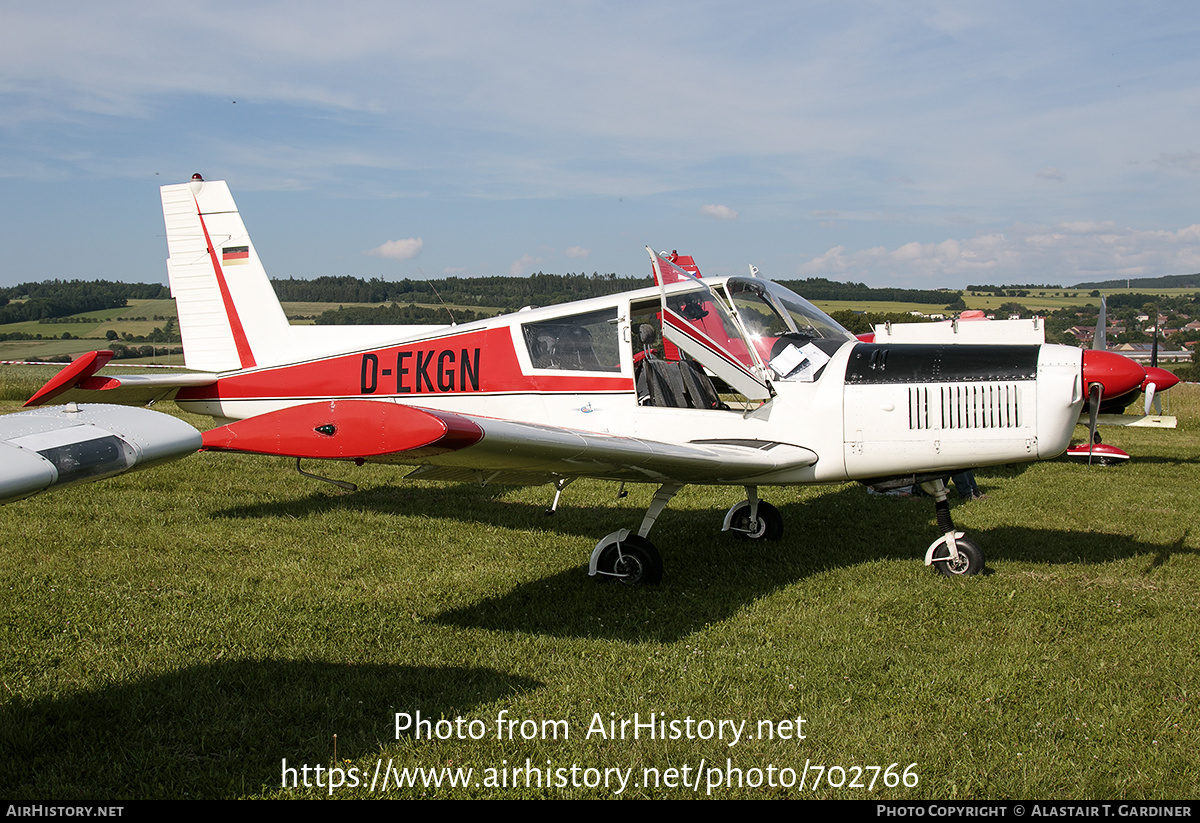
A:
<box><xmin>0</xmin><ymin>374</ymin><xmax>1198</xmax><ymax>799</ymax></box>
<box><xmin>812</xmin><ymin>300</ymin><xmax>954</xmax><ymax>315</ymax></box>
<box><xmin>0</xmin><ymin>363</ymin><xmax>63</xmax><ymax>400</ymax></box>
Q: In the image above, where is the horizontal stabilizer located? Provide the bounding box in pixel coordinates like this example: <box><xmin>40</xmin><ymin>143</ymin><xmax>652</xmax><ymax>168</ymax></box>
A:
<box><xmin>24</xmin><ymin>351</ymin><xmax>218</xmax><ymax>408</ymax></box>
<box><xmin>1094</xmin><ymin>413</ymin><xmax>1178</xmax><ymax>429</ymax></box>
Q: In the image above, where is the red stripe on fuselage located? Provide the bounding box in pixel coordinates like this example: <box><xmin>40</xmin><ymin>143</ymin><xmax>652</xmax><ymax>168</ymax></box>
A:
<box><xmin>195</xmin><ymin>199</ymin><xmax>256</xmax><ymax>369</ymax></box>
<box><xmin>176</xmin><ymin>326</ymin><xmax>633</xmax><ymax>402</ymax></box>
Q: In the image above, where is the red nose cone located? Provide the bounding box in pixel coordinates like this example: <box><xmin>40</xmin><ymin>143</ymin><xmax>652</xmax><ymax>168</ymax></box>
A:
<box><xmin>1081</xmin><ymin>350</ymin><xmax>1145</xmax><ymax>400</ymax></box>
<box><xmin>1142</xmin><ymin>366</ymin><xmax>1180</xmax><ymax>392</ymax></box>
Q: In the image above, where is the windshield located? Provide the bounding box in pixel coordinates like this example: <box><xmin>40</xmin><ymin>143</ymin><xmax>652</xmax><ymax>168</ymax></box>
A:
<box><xmin>727</xmin><ymin>278</ymin><xmax>855</xmax><ymax>342</ymax></box>
<box><xmin>725</xmin><ymin>277</ymin><xmax>855</xmax><ymax>381</ymax></box>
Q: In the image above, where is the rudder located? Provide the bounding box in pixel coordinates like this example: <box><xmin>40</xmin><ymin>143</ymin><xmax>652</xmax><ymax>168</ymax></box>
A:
<box><xmin>162</xmin><ymin>176</ymin><xmax>291</xmax><ymax>371</ymax></box>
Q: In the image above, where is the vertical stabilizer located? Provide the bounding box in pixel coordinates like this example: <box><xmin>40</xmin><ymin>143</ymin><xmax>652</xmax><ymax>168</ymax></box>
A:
<box><xmin>1091</xmin><ymin>296</ymin><xmax>1107</xmax><ymax>351</ymax></box>
<box><xmin>162</xmin><ymin>177</ymin><xmax>291</xmax><ymax>371</ymax></box>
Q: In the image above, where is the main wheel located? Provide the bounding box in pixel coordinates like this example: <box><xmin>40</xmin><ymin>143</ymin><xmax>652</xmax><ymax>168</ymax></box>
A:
<box><xmin>595</xmin><ymin>535</ymin><xmax>663</xmax><ymax>585</ymax></box>
<box><xmin>727</xmin><ymin>500</ymin><xmax>784</xmax><ymax>541</ymax></box>
<box><xmin>931</xmin><ymin>537</ymin><xmax>985</xmax><ymax>577</ymax></box>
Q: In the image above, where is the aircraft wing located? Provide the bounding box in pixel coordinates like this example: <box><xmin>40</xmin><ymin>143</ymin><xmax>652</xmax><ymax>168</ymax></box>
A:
<box><xmin>24</xmin><ymin>351</ymin><xmax>218</xmax><ymax>408</ymax></box>
<box><xmin>0</xmin><ymin>404</ymin><xmax>202</xmax><ymax>503</ymax></box>
<box><xmin>200</xmin><ymin>399</ymin><xmax>818</xmax><ymax>485</ymax></box>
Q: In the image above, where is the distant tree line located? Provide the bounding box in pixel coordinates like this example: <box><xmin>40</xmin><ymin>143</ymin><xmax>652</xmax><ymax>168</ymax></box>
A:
<box><xmin>967</xmin><ymin>282</ymin><xmax>1062</xmax><ymax>291</ymax></box>
<box><xmin>827</xmin><ymin>310</ymin><xmax>936</xmax><ymax>335</ymax></box>
<box><xmin>774</xmin><ymin>278</ymin><xmax>953</xmax><ymax>305</ymax></box>
<box><xmin>0</xmin><ymin>280</ymin><xmax>169</xmax><ymax>324</ymax></box>
<box><xmin>1074</xmin><ymin>273</ymin><xmax>1200</xmax><ymax>289</ymax></box>
<box><xmin>271</xmin><ymin>272</ymin><xmax>645</xmax><ymax>311</ymax></box>
<box><xmin>0</xmin><ymin>280</ymin><xmax>169</xmax><ymax>301</ymax></box>
<box><xmin>106</xmin><ymin>344</ymin><xmax>183</xmax><ymax>361</ymax></box>
<box><xmin>315</xmin><ymin>304</ymin><xmax>481</xmax><ymax>325</ymax></box>
<box><xmin>1099</xmin><ymin>292</ymin><xmax>1200</xmax><ymax>312</ymax></box>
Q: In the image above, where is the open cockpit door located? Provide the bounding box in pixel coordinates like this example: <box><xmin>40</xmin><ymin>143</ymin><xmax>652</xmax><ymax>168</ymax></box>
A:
<box><xmin>648</xmin><ymin>248</ymin><xmax>773</xmax><ymax>402</ymax></box>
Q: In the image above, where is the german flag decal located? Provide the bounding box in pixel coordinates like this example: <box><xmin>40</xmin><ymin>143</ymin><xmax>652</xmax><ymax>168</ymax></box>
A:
<box><xmin>222</xmin><ymin>246</ymin><xmax>250</xmax><ymax>266</ymax></box>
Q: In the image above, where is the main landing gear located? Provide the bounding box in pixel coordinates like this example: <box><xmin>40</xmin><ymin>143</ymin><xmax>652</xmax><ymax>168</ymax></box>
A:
<box><xmin>588</xmin><ymin>484</ymin><xmax>783</xmax><ymax>585</ymax></box>
<box><xmin>588</xmin><ymin>483</ymin><xmax>679</xmax><ymax>585</ymax></box>
<box><xmin>590</xmin><ymin>531</ymin><xmax>664</xmax><ymax>585</ymax></box>
<box><xmin>920</xmin><ymin>479</ymin><xmax>986</xmax><ymax>577</ymax></box>
<box><xmin>585</xmin><ymin>478</ymin><xmax>985</xmax><ymax>584</ymax></box>
<box><xmin>721</xmin><ymin>487</ymin><xmax>783</xmax><ymax>541</ymax></box>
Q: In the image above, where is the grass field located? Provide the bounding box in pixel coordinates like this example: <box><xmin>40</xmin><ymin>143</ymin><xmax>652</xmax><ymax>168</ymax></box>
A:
<box><xmin>0</xmin><ymin>368</ymin><xmax>1197</xmax><ymax>799</ymax></box>
<box><xmin>818</xmin><ymin>288</ymin><xmax>1200</xmax><ymax>316</ymax></box>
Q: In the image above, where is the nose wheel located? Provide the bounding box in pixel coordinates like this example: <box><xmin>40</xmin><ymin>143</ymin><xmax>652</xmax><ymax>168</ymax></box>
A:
<box><xmin>920</xmin><ymin>479</ymin><xmax>986</xmax><ymax>577</ymax></box>
<box><xmin>928</xmin><ymin>534</ymin><xmax>985</xmax><ymax>577</ymax></box>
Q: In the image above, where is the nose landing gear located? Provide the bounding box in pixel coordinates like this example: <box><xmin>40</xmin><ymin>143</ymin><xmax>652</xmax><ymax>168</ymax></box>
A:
<box><xmin>920</xmin><ymin>479</ymin><xmax>986</xmax><ymax>577</ymax></box>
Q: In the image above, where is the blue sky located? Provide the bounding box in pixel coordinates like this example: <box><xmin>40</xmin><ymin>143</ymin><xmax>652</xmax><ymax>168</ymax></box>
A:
<box><xmin>2</xmin><ymin>1</ymin><xmax>1199</xmax><ymax>290</ymax></box>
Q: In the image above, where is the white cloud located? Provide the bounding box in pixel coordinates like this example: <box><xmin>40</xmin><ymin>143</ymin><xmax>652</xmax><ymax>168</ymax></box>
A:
<box><xmin>565</xmin><ymin>245</ymin><xmax>590</xmax><ymax>258</ymax></box>
<box><xmin>365</xmin><ymin>237</ymin><xmax>423</xmax><ymax>260</ymax></box>
<box><xmin>442</xmin><ymin>266</ymin><xmax>466</xmax><ymax>275</ymax></box>
<box><xmin>509</xmin><ymin>253</ymin><xmax>543</xmax><ymax>276</ymax></box>
<box><xmin>700</xmin><ymin>204</ymin><xmax>738</xmax><ymax>221</ymax></box>
<box><xmin>797</xmin><ymin>221</ymin><xmax>1200</xmax><ymax>286</ymax></box>
<box><xmin>4</xmin><ymin>5</ymin><xmax>1200</xmax><ymax>288</ymax></box>
<box><xmin>1155</xmin><ymin>151</ymin><xmax>1200</xmax><ymax>174</ymax></box>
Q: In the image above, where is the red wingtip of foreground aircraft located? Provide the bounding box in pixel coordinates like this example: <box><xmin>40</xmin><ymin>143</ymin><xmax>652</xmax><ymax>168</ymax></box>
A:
<box><xmin>1065</xmin><ymin>442</ymin><xmax>1131</xmax><ymax>466</ymax></box>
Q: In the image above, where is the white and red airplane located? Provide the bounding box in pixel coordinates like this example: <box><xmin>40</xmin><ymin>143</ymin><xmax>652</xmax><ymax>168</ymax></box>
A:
<box><xmin>19</xmin><ymin>175</ymin><xmax>1146</xmax><ymax>582</ymax></box>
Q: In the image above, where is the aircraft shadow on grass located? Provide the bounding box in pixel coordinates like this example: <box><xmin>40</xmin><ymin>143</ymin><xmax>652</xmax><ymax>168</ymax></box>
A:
<box><xmin>433</xmin><ymin>517</ymin><xmax>1194</xmax><ymax>643</ymax></box>
<box><xmin>211</xmin><ymin>483</ymin><xmax>1195</xmax><ymax>643</ymax></box>
<box><xmin>1</xmin><ymin>659</ymin><xmax>541</xmax><ymax>800</ymax></box>
<box><xmin>1082</xmin><ymin>453</ymin><xmax>1200</xmax><ymax>466</ymax></box>
<box><xmin>214</xmin><ymin>478</ymin><xmax>565</xmax><ymax>531</ymax></box>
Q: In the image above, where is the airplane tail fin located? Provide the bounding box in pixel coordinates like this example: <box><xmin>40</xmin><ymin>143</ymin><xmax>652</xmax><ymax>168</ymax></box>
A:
<box><xmin>1091</xmin><ymin>296</ymin><xmax>1107</xmax><ymax>351</ymax></box>
<box><xmin>161</xmin><ymin>176</ymin><xmax>291</xmax><ymax>372</ymax></box>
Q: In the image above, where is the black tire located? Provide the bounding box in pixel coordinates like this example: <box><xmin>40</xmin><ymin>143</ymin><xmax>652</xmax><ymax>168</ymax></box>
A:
<box><xmin>595</xmin><ymin>535</ymin><xmax>663</xmax><ymax>585</ymax></box>
<box><xmin>728</xmin><ymin>500</ymin><xmax>784</xmax><ymax>541</ymax></box>
<box><xmin>931</xmin><ymin>537</ymin><xmax>985</xmax><ymax>577</ymax></box>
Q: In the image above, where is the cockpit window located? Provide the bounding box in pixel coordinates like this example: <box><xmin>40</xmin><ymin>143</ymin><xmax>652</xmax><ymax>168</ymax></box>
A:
<box><xmin>727</xmin><ymin>278</ymin><xmax>854</xmax><ymax>343</ymax></box>
<box><xmin>521</xmin><ymin>307</ymin><xmax>621</xmax><ymax>372</ymax></box>
<box><xmin>725</xmin><ymin>278</ymin><xmax>855</xmax><ymax>381</ymax></box>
